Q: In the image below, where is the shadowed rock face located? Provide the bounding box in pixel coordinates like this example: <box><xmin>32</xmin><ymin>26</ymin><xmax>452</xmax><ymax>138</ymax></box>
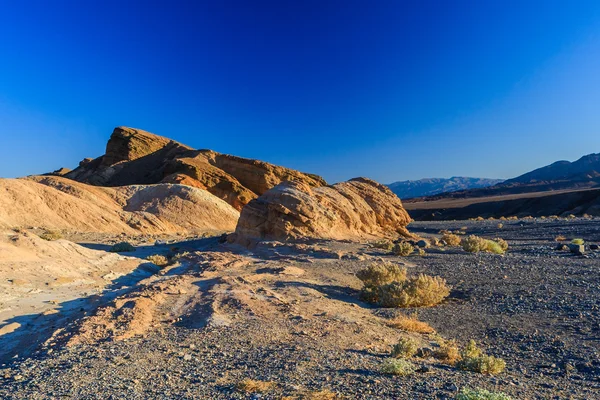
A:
<box><xmin>232</xmin><ymin>177</ymin><xmax>413</xmax><ymax>245</ymax></box>
<box><xmin>66</xmin><ymin>127</ymin><xmax>326</xmax><ymax>211</ymax></box>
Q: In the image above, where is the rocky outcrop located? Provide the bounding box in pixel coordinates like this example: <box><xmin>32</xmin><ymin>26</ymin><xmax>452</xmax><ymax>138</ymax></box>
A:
<box><xmin>66</xmin><ymin>127</ymin><xmax>325</xmax><ymax>210</ymax></box>
<box><xmin>0</xmin><ymin>176</ymin><xmax>239</xmax><ymax>234</ymax></box>
<box><xmin>231</xmin><ymin>178</ymin><xmax>413</xmax><ymax>246</ymax></box>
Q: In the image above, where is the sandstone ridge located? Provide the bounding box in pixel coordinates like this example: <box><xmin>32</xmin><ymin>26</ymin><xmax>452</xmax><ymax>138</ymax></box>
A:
<box><xmin>66</xmin><ymin>127</ymin><xmax>326</xmax><ymax>210</ymax></box>
<box><xmin>232</xmin><ymin>177</ymin><xmax>414</xmax><ymax>246</ymax></box>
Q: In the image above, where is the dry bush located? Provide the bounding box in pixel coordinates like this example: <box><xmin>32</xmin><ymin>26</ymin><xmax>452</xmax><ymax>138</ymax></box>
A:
<box><xmin>457</xmin><ymin>388</ymin><xmax>512</xmax><ymax>400</ymax></box>
<box><xmin>387</xmin><ymin>313</ymin><xmax>434</xmax><ymax>334</ymax></box>
<box><xmin>507</xmin><ymin>216</ymin><xmax>518</xmax><ymax>221</ymax></box>
<box><xmin>493</xmin><ymin>238</ymin><xmax>509</xmax><ymax>252</ymax></box>
<box><xmin>429</xmin><ymin>237</ymin><xmax>441</xmax><ymax>247</ymax></box>
<box><xmin>391</xmin><ymin>337</ymin><xmax>419</xmax><ymax>358</ymax></box>
<box><xmin>461</xmin><ymin>235</ymin><xmax>487</xmax><ymax>253</ymax></box>
<box><xmin>415</xmin><ymin>248</ymin><xmax>425</xmax><ymax>256</ymax></box>
<box><xmin>434</xmin><ymin>338</ymin><xmax>460</xmax><ymax>365</ymax></box>
<box><xmin>462</xmin><ymin>236</ymin><xmax>506</xmax><ymax>254</ymax></box>
<box><xmin>497</xmin><ymin>223</ymin><xmax>503</xmax><ymax>229</ymax></box>
<box><xmin>236</xmin><ymin>379</ymin><xmax>275</xmax><ymax>393</ymax></box>
<box><xmin>356</xmin><ymin>262</ymin><xmax>407</xmax><ymax>287</ymax></box>
<box><xmin>499</xmin><ymin>216</ymin><xmax>507</xmax><ymax>221</ymax></box>
<box><xmin>281</xmin><ymin>389</ymin><xmax>339</xmax><ymax>400</ymax></box>
<box><xmin>380</xmin><ymin>358</ymin><xmax>416</xmax><ymax>376</ymax></box>
<box><xmin>378</xmin><ymin>274</ymin><xmax>450</xmax><ymax>308</ymax></box>
<box><xmin>571</xmin><ymin>238</ymin><xmax>585</xmax><ymax>245</ymax></box>
<box><xmin>39</xmin><ymin>230</ymin><xmax>62</xmax><ymax>241</ymax></box>
<box><xmin>554</xmin><ymin>235</ymin><xmax>567</xmax><ymax>242</ymax></box>
<box><xmin>441</xmin><ymin>233</ymin><xmax>461</xmax><ymax>246</ymax></box>
<box><xmin>146</xmin><ymin>254</ymin><xmax>169</xmax><ymax>267</ymax></box>
<box><xmin>392</xmin><ymin>242</ymin><xmax>414</xmax><ymax>256</ymax></box>
<box><xmin>371</xmin><ymin>239</ymin><xmax>394</xmax><ymax>251</ymax></box>
<box><xmin>109</xmin><ymin>242</ymin><xmax>136</xmax><ymax>252</ymax></box>
<box><xmin>475</xmin><ymin>216</ymin><xmax>484</xmax><ymax>221</ymax></box>
<box><xmin>457</xmin><ymin>340</ymin><xmax>506</xmax><ymax>375</ymax></box>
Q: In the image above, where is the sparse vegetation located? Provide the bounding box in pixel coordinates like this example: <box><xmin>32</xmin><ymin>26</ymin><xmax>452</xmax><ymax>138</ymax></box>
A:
<box><xmin>386</xmin><ymin>313</ymin><xmax>435</xmax><ymax>334</ymax></box>
<box><xmin>571</xmin><ymin>238</ymin><xmax>584</xmax><ymax>245</ymax></box>
<box><xmin>356</xmin><ymin>262</ymin><xmax>407</xmax><ymax>287</ymax></box>
<box><xmin>371</xmin><ymin>239</ymin><xmax>394</xmax><ymax>251</ymax></box>
<box><xmin>415</xmin><ymin>247</ymin><xmax>426</xmax><ymax>256</ymax></box>
<box><xmin>378</xmin><ymin>274</ymin><xmax>450</xmax><ymax>308</ymax></box>
<box><xmin>392</xmin><ymin>242</ymin><xmax>414</xmax><ymax>256</ymax></box>
<box><xmin>434</xmin><ymin>338</ymin><xmax>460</xmax><ymax>365</ymax></box>
<box><xmin>380</xmin><ymin>358</ymin><xmax>416</xmax><ymax>376</ymax></box>
<box><xmin>441</xmin><ymin>233</ymin><xmax>461</xmax><ymax>246</ymax></box>
<box><xmin>236</xmin><ymin>378</ymin><xmax>275</xmax><ymax>393</ymax></box>
<box><xmin>456</xmin><ymin>388</ymin><xmax>512</xmax><ymax>400</ymax></box>
<box><xmin>457</xmin><ymin>340</ymin><xmax>506</xmax><ymax>375</ymax></box>
<box><xmin>39</xmin><ymin>230</ymin><xmax>62</xmax><ymax>241</ymax></box>
<box><xmin>146</xmin><ymin>254</ymin><xmax>169</xmax><ymax>267</ymax></box>
<box><xmin>172</xmin><ymin>251</ymin><xmax>191</xmax><ymax>261</ymax></box>
<box><xmin>357</xmin><ymin>264</ymin><xmax>450</xmax><ymax>308</ymax></box>
<box><xmin>461</xmin><ymin>235</ymin><xmax>506</xmax><ymax>254</ymax></box>
<box><xmin>554</xmin><ymin>235</ymin><xmax>566</xmax><ymax>242</ymax></box>
<box><xmin>391</xmin><ymin>337</ymin><xmax>419</xmax><ymax>358</ymax></box>
<box><xmin>109</xmin><ymin>242</ymin><xmax>136</xmax><ymax>252</ymax></box>
<box><xmin>497</xmin><ymin>223</ymin><xmax>503</xmax><ymax>229</ymax></box>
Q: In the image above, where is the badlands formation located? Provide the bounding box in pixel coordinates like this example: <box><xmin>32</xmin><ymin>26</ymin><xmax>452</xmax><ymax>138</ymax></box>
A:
<box><xmin>1</xmin><ymin>127</ymin><xmax>598</xmax><ymax>399</ymax></box>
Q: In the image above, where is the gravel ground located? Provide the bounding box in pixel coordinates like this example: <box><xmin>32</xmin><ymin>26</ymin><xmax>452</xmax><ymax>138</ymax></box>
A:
<box><xmin>0</xmin><ymin>218</ymin><xmax>599</xmax><ymax>399</ymax></box>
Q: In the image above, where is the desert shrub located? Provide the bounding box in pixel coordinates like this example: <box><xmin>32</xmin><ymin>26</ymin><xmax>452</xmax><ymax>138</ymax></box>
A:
<box><xmin>386</xmin><ymin>313</ymin><xmax>434</xmax><ymax>334</ymax></box>
<box><xmin>456</xmin><ymin>388</ymin><xmax>512</xmax><ymax>400</ymax></box>
<box><xmin>571</xmin><ymin>238</ymin><xmax>584</xmax><ymax>245</ymax></box>
<box><xmin>146</xmin><ymin>254</ymin><xmax>169</xmax><ymax>267</ymax></box>
<box><xmin>109</xmin><ymin>242</ymin><xmax>136</xmax><ymax>252</ymax></box>
<box><xmin>461</xmin><ymin>235</ymin><xmax>487</xmax><ymax>253</ymax></box>
<box><xmin>391</xmin><ymin>337</ymin><xmax>419</xmax><ymax>358</ymax></box>
<box><xmin>499</xmin><ymin>216</ymin><xmax>507</xmax><ymax>221</ymax></box>
<box><xmin>462</xmin><ymin>236</ymin><xmax>506</xmax><ymax>254</ymax></box>
<box><xmin>392</xmin><ymin>242</ymin><xmax>414</xmax><ymax>256</ymax></box>
<box><xmin>236</xmin><ymin>379</ymin><xmax>275</xmax><ymax>393</ymax></box>
<box><xmin>380</xmin><ymin>358</ymin><xmax>416</xmax><ymax>376</ymax></box>
<box><xmin>434</xmin><ymin>338</ymin><xmax>460</xmax><ymax>365</ymax></box>
<box><xmin>485</xmin><ymin>241</ymin><xmax>504</xmax><ymax>254</ymax></box>
<box><xmin>475</xmin><ymin>216</ymin><xmax>484</xmax><ymax>221</ymax></box>
<box><xmin>415</xmin><ymin>247</ymin><xmax>426</xmax><ymax>256</ymax></box>
<box><xmin>356</xmin><ymin>262</ymin><xmax>407</xmax><ymax>287</ymax></box>
<box><xmin>507</xmin><ymin>216</ymin><xmax>518</xmax><ymax>221</ymax></box>
<box><xmin>378</xmin><ymin>274</ymin><xmax>450</xmax><ymax>308</ymax></box>
<box><xmin>441</xmin><ymin>233</ymin><xmax>461</xmax><ymax>246</ymax></box>
<box><xmin>554</xmin><ymin>235</ymin><xmax>566</xmax><ymax>242</ymax></box>
<box><xmin>371</xmin><ymin>239</ymin><xmax>394</xmax><ymax>251</ymax></box>
<box><xmin>457</xmin><ymin>340</ymin><xmax>506</xmax><ymax>375</ymax></box>
<box><xmin>497</xmin><ymin>223</ymin><xmax>503</xmax><ymax>229</ymax></box>
<box><xmin>39</xmin><ymin>230</ymin><xmax>62</xmax><ymax>241</ymax></box>
<box><xmin>493</xmin><ymin>238</ymin><xmax>509</xmax><ymax>252</ymax></box>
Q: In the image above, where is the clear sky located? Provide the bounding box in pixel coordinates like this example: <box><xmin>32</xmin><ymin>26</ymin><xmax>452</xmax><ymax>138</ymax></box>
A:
<box><xmin>1</xmin><ymin>0</ymin><xmax>600</xmax><ymax>183</ymax></box>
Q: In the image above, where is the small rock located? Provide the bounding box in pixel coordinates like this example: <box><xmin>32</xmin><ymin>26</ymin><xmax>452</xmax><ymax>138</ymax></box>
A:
<box><xmin>568</xmin><ymin>244</ymin><xmax>585</xmax><ymax>255</ymax></box>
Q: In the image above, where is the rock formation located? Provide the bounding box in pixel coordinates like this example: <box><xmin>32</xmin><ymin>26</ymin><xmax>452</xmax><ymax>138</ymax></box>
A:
<box><xmin>231</xmin><ymin>177</ymin><xmax>413</xmax><ymax>246</ymax></box>
<box><xmin>0</xmin><ymin>176</ymin><xmax>239</xmax><ymax>234</ymax></box>
<box><xmin>66</xmin><ymin>127</ymin><xmax>326</xmax><ymax>210</ymax></box>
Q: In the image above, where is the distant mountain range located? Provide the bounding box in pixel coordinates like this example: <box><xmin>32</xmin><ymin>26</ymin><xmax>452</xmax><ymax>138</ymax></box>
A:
<box><xmin>403</xmin><ymin>152</ymin><xmax>600</xmax><ymax>220</ymax></box>
<box><xmin>411</xmin><ymin>152</ymin><xmax>600</xmax><ymax>202</ymax></box>
<box><xmin>387</xmin><ymin>177</ymin><xmax>504</xmax><ymax>199</ymax></box>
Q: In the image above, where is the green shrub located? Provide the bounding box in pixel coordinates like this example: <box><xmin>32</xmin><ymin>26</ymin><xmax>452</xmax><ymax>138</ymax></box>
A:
<box><xmin>39</xmin><ymin>230</ymin><xmax>62</xmax><ymax>241</ymax></box>
<box><xmin>457</xmin><ymin>340</ymin><xmax>506</xmax><ymax>375</ymax></box>
<box><xmin>109</xmin><ymin>242</ymin><xmax>136</xmax><ymax>252</ymax></box>
<box><xmin>461</xmin><ymin>236</ymin><xmax>506</xmax><ymax>254</ymax></box>
<box><xmin>456</xmin><ymin>388</ymin><xmax>512</xmax><ymax>400</ymax></box>
<box><xmin>571</xmin><ymin>238</ymin><xmax>584</xmax><ymax>245</ymax></box>
<box><xmin>392</xmin><ymin>242</ymin><xmax>414</xmax><ymax>256</ymax></box>
<box><xmin>380</xmin><ymin>358</ymin><xmax>415</xmax><ymax>376</ymax></box>
<box><xmin>391</xmin><ymin>337</ymin><xmax>419</xmax><ymax>358</ymax></box>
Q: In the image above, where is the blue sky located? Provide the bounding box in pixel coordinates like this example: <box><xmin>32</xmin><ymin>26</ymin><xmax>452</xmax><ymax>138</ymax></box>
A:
<box><xmin>1</xmin><ymin>0</ymin><xmax>600</xmax><ymax>183</ymax></box>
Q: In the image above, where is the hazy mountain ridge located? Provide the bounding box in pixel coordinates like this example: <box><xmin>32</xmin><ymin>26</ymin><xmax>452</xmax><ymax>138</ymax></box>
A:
<box><xmin>387</xmin><ymin>177</ymin><xmax>504</xmax><ymax>199</ymax></box>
